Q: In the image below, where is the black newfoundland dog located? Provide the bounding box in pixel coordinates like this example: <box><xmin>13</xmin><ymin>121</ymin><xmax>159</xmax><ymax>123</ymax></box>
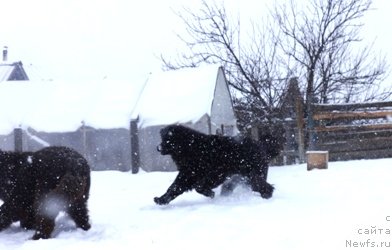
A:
<box><xmin>0</xmin><ymin>146</ymin><xmax>91</xmax><ymax>240</ymax></box>
<box><xmin>154</xmin><ymin>124</ymin><xmax>282</xmax><ymax>205</ymax></box>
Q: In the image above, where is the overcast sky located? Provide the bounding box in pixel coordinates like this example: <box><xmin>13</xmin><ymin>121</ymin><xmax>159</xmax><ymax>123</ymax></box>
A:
<box><xmin>1</xmin><ymin>0</ymin><xmax>392</xmax><ymax>85</ymax></box>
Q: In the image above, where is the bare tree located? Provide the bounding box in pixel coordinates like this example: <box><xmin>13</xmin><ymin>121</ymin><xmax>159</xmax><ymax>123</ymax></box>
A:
<box><xmin>161</xmin><ymin>0</ymin><xmax>391</xmax><ymax>132</ymax></box>
<box><xmin>273</xmin><ymin>0</ymin><xmax>390</xmax><ymax>107</ymax></box>
<box><xmin>272</xmin><ymin>0</ymin><xmax>391</xmax><ymax>149</ymax></box>
<box><xmin>161</xmin><ymin>1</ymin><xmax>287</xmax><ymax>129</ymax></box>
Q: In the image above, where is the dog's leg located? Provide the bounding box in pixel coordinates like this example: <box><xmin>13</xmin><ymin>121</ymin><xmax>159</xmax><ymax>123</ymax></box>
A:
<box><xmin>68</xmin><ymin>200</ymin><xmax>91</xmax><ymax>231</ymax></box>
<box><xmin>196</xmin><ymin>172</ymin><xmax>233</xmax><ymax>198</ymax></box>
<box><xmin>32</xmin><ymin>193</ymin><xmax>60</xmax><ymax>240</ymax></box>
<box><xmin>32</xmin><ymin>216</ymin><xmax>55</xmax><ymax>240</ymax></box>
<box><xmin>19</xmin><ymin>205</ymin><xmax>36</xmax><ymax>230</ymax></box>
<box><xmin>250</xmin><ymin>176</ymin><xmax>274</xmax><ymax>199</ymax></box>
<box><xmin>195</xmin><ymin>182</ymin><xmax>215</xmax><ymax>198</ymax></box>
<box><xmin>260</xmin><ymin>160</ymin><xmax>270</xmax><ymax>181</ymax></box>
<box><xmin>256</xmin><ymin>180</ymin><xmax>274</xmax><ymax>199</ymax></box>
<box><xmin>249</xmin><ymin>166</ymin><xmax>274</xmax><ymax>199</ymax></box>
<box><xmin>154</xmin><ymin>172</ymin><xmax>194</xmax><ymax>205</ymax></box>
<box><xmin>0</xmin><ymin>203</ymin><xmax>15</xmax><ymax>230</ymax></box>
<box><xmin>195</xmin><ymin>188</ymin><xmax>215</xmax><ymax>198</ymax></box>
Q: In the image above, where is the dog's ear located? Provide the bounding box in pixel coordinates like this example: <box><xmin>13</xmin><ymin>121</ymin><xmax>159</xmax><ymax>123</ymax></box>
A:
<box><xmin>161</xmin><ymin>126</ymin><xmax>174</xmax><ymax>138</ymax></box>
<box><xmin>15</xmin><ymin>154</ymin><xmax>33</xmax><ymax>168</ymax></box>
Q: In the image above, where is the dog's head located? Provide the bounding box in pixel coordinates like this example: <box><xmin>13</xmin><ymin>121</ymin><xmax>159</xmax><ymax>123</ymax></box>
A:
<box><xmin>157</xmin><ymin>124</ymin><xmax>199</xmax><ymax>155</ymax></box>
<box><xmin>157</xmin><ymin>125</ymin><xmax>180</xmax><ymax>155</ymax></box>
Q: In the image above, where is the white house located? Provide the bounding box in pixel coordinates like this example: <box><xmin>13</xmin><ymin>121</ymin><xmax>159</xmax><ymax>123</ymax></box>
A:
<box><xmin>132</xmin><ymin>64</ymin><xmax>238</xmax><ymax>172</ymax></box>
<box><xmin>0</xmin><ymin>80</ymin><xmax>142</xmax><ymax>171</ymax></box>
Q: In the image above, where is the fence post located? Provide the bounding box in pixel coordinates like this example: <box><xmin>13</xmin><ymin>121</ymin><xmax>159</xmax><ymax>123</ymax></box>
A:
<box><xmin>14</xmin><ymin>127</ymin><xmax>23</xmax><ymax>152</ymax></box>
<box><xmin>295</xmin><ymin>96</ymin><xmax>305</xmax><ymax>163</ymax></box>
<box><xmin>307</xmin><ymin>101</ymin><xmax>317</xmax><ymax>150</ymax></box>
<box><xmin>80</xmin><ymin>121</ymin><xmax>88</xmax><ymax>159</ymax></box>
<box><xmin>130</xmin><ymin>118</ymin><xmax>140</xmax><ymax>174</ymax></box>
<box><xmin>282</xmin><ymin>77</ymin><xmax>306</xmax><ymax>164</ymax></box>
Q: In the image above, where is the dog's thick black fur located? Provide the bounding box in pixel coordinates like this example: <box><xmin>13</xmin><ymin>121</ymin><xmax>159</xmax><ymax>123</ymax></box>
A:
<box><xmin>0</xmin><ymin>146</ymin><xmax>91</xmax><ymax>240</ymax></box>
<box><xmin>154</xmin><ymin>125</ymin><xmax>281</xmax><ymax>205</ymax></box>
<box><xmin>219</xmin><ymin>131</ymin><xmax>282</xmax><ymax>196</ymax></box>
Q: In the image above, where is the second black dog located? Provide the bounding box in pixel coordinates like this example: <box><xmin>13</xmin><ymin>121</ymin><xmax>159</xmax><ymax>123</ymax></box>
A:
<box><xmin>0</xmin><ymin>146</ymin><xmax>91</xmax><ymax>240</ymax></box>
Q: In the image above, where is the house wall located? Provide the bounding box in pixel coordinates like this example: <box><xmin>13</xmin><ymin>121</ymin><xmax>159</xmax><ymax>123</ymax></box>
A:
<box><xmin>0</xmin><ymin>132</ymin><xmax>16</xmax><ymax>151</ymax></box>
<box><xmin>0</xmin><ymin>128</ymin><xmax>131</xmax><ymax>172</ymax></box>
<box><xmin>138</xmin><ymin>125</ymin><xmax>173</xmax><ymax>172</ymax></box>
<box><xmin>210</xmin><ymin>67</ymin><xmax>238</xmax><ymax>136</ymax></box>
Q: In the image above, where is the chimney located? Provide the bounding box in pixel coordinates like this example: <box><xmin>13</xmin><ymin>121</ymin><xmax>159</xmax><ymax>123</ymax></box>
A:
<box><xmin>3</xmin><ymin>46</ymin><xmax>8</xmax><ymax>62</ymax></box>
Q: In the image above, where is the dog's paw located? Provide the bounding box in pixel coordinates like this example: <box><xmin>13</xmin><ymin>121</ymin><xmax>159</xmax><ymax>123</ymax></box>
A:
<box><xmin>260</xmin><ymin>191</ymin><xmax>273</xmax><ymax>199</ymax></box>
<box><xmin>32</xmin><ymin>231</ymin><xmax>51</xmax><ymax>240</ymax></box>
<box><xmin>196</xmin><ymin>188</ymin><xmax>215</xmax><ymax>198</ymax></box>
<box><xmin>204</xmin><ymin>190</ymin><xmax>215</xmax><ymax>199</ymax></box>
<box><xmin>260</xmin><ymin>184</ymin><xmax>274</xmax><ymax>199</ymax></box>
<box><xmin>154</xmin><ymin>197</ymin><xmax>169</xmax><ymax>205</ymax></box>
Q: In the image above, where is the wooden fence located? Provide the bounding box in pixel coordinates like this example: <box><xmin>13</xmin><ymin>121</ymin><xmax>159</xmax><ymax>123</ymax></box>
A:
<box><xmin>309</xmin><ymin>101</ymin><xmax>392</xmax><ymax>161</ymax></box>
<box><xmin>249</xmin><ymin>78</ymin><xmax>392</xmax><ymax>165</ymax></box>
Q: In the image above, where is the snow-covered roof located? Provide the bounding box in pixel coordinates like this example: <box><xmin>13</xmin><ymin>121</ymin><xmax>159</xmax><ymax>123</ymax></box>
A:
<box><xmin>0</xmin><ymin>63</ymin><xmax>15</xmax><ymax>81</ymax></box>
<box><xmin>0</xmin><ymin>80</ymin><xmax>143</xmax><ymax>134</ymax></box>
<box><xmin>134</xmin><ymin>64</ymin><xmax>221</xmax><ymax>127</ymax></box>
<box><xmin>0</xmin><ymin>61</ymin><xmax>29</xmax><ymax>81</ymax></box>
<box><xmin>0</xmin><ymin>64</ymin><xmax>224</xmax><ymax>134</ymax></box>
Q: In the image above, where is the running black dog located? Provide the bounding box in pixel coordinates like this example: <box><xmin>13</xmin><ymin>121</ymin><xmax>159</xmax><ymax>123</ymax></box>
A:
<box><xmin>154</xmin><ymin>125</ymin><xmax>281</xmax><ymax>205</ymax></box>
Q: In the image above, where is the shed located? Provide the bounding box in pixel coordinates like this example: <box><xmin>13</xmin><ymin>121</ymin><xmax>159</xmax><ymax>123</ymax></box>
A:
<box><xmin>0</xmin><ymin>80</ymin><xmax>143</xmax><ymax>171</ymax></box>
<box><xmin>0</xmin><ymin>61</ymin><xmax>29</xmax><ymax>81</ymax></box>
<box><xmin>132</xmin><ymin>64</ymin><xmax>238</xmax><ymax>172</ymax></box>
<box><xmin>0</xmin><ymin>47</ymin><xmax>29</xmax><ymax>81</ymax></box>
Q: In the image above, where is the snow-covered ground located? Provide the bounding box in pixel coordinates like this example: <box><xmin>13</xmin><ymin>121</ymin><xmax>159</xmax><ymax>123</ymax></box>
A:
<box><xmin>2</xmin><ymin>158</ymin><xmax>392</xmax><ymax>250</ymax></box>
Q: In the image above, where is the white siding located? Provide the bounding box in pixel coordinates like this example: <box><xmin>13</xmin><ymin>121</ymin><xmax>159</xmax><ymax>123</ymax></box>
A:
<box><xmin>210</xmin><ymin>67</ymin><xmax>238</xmax><ymax>136</ymax></box>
